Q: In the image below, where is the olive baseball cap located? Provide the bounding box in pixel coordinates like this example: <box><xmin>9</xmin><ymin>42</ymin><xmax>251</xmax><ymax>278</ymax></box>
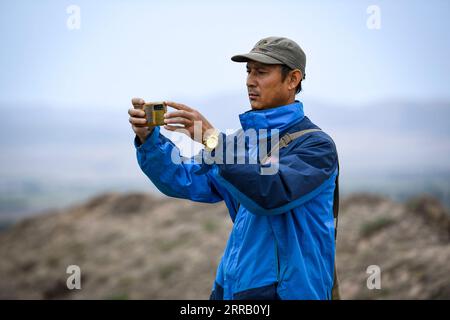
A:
<box><xmin>231</xmin><ymin>36</ymin><xmax>306</xmax><ymax>79</ymax></box>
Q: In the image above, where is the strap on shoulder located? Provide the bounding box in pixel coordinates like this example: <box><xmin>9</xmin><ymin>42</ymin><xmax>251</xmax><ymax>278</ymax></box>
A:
<box><xmin>270</xmin><ymin>128</ymin><xmax>341</xmax><ymax>299</ymax></box>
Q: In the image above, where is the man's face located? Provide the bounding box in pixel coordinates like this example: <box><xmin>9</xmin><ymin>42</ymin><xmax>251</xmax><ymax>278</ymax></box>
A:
<box><xmin>246</xmin><ymin>61</ymin><xmax>292</xmax><ymax>110</ymax></box>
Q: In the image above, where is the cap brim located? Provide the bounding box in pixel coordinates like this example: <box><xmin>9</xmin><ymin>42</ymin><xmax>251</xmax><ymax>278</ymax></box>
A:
<box><xmin>231</xmin><ymin>52</ymin><xmax>283</xmax><ymax>65</ymax></box>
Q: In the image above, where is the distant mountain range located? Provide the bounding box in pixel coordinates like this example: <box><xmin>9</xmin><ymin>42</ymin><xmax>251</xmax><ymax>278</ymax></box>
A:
<box><xmin>0</xmin><ymin>96</ymin><xmax>449</xmax><ymax>222</ymax></box>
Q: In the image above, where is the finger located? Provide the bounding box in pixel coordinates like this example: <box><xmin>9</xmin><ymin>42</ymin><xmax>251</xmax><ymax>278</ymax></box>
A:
<box><xmin>129</xmin><ymin>116</ymin><xmax>148</xmax><ymax>126</ymax></box>
<box><xmin>164</xmin><ymin>101</ymin><xmax>192</xmax><ymax>111</ymax></box>
<box><xmin>164</xmin><ymin>117</ymin><xmax>192</xmax><ymax>126</ymax></box>
<box><xmin>163</xmin><ymin>124</ymin><xmax>186</xmax><ymax>132</ymax></box>
<box><xmin>132</xmin><ymin>97</ymin><xmax>145</xmax><ymax>106</ymax></box>
<box><xmin>128</xmin><ymin>108</ymin><xmax>146</xmax><ymax>117</ymax></box>
<box><xmin>164</xmin><ymin>110</ymin><xmax>193</xmax><ymax>120</ymax></box>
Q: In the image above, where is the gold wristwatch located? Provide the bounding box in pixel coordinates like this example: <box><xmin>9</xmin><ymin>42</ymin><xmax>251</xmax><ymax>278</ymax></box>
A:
<box><xmin>203</xmin><ymin>129</ymin><xmax>220</xmax><ymax>152</ymax></box>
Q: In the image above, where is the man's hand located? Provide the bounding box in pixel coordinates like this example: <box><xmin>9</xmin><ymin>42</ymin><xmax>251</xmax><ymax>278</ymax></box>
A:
<box><xmin>163</xmin><ymin>101</ymin><xmax>216</xmax><ymax>144</ymax></box>
<box><xmin>128</xmin><ymin>97</ymin><xmax>155</xmax><ymax>144</ymax></box>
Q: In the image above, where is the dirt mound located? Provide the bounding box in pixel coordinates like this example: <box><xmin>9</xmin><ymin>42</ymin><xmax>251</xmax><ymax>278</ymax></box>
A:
<box><xmin>0</xmin><ymin>192</ymin><xmax>448</xmax><ymax>299</ymax></box>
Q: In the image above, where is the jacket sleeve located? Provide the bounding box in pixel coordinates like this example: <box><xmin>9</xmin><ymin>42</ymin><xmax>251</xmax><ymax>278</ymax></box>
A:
<box><xmin>210</xmin><ymin>132</ymin><xmax>338</xmax><ymax>215</ymax></box>
<box><xmin>134</xmin><ymin>126</ymin><xmax>223</xmax><ymax>203</ymax></box>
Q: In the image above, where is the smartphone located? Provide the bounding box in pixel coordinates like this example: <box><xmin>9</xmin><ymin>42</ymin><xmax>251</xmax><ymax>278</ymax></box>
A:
<box><xmin>140</xmin><ymin>101</ymin><xmax>167</xmax><ymax>126</ymax></box>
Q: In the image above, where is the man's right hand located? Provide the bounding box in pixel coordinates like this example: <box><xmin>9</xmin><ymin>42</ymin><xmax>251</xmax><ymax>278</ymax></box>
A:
<box><xmin>129</xmin><ymin>97</ymin><xmax>155</xmax><ymax>144</ymax></box>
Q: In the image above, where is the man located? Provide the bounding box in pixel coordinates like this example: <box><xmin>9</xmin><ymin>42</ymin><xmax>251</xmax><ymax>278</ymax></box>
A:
<box><xmin>128</xmin><ymin>37</ymin><xmax>339</xmax><ymax>300</ymax></box>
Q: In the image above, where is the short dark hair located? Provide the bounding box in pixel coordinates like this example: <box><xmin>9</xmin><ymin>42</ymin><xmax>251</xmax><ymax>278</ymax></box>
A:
<box><xmin>280</xmin><ymin>65</ymin><xmax>302</xmax><ymax>94</ymax></box>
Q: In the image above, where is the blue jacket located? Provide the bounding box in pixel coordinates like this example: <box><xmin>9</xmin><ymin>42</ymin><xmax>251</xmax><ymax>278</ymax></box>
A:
<box><xmin>134</xmin><ymin>101</ymin><xmax>338</xmax><ymax>300</ymax></box>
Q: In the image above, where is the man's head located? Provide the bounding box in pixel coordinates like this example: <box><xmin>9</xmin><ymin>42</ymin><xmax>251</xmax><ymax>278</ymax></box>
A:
<box><xmin>245</xmin><ymin>61</ymin><xmax>302</xmax><ymax>110</ymax></box>
<box><xmin>231</xmin><ymin>36</ymin><xmax>306</xmax><ymax>110</ymax></box>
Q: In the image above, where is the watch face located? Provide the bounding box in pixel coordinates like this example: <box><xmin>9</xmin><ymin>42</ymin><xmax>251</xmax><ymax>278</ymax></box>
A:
<box><xmin>207</xmin><ymin>136</ymin><xmax>218</xmax><ymax>148</ymax></box>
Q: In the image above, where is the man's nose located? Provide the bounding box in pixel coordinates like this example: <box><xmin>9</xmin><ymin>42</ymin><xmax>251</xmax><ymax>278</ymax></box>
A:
<box><xmin>246</xmin><ymin>74</ymin><xmax>257</xmax><ymax>88</ymax></box>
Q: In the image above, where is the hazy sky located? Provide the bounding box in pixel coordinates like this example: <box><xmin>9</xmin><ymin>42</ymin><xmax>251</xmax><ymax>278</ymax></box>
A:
<box><xmin>1</xmin><ymin>1</ymin><xmax>450</xmax><ymax>214</ymax></box>
<box><xmin>1</xmin><ymin>0</ymin><xmax>450</xmax><ymax>109</ymax></box>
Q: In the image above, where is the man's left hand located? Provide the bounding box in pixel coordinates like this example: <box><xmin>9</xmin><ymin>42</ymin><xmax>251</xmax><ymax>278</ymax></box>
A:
<box><xmin>163</xmin><ymin>101</ymin><xmax>217</xmax><ymax>144</ymax></box>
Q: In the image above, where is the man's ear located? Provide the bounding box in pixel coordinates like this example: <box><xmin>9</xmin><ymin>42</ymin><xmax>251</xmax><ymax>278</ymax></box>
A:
<box><xmin>289</xmin><ymin>69</ymin><xmax>302</xmax><ymax>91</ymax></box>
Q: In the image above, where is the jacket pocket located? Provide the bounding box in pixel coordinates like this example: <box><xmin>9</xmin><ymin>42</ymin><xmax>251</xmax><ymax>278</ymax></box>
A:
<box><xmin>233</xmin><ymin>282</ymin><xmax>280</xmax><ymax>300</ymax></box>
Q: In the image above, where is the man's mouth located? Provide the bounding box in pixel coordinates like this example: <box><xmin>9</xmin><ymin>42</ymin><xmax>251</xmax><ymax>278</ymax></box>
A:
<box><xmin>248</xmin><ymin>93</ymin><xmax>259</xmax><ymax>100</ymax></box>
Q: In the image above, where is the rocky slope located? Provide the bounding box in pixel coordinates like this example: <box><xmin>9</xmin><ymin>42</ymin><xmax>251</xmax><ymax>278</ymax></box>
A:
<box><xmin>0</xmin><ymin>192</ymin><xmax>449</xmax><ymax>299</ymax></box>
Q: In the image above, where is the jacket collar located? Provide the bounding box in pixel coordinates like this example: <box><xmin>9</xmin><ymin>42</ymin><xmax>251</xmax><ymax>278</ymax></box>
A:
<box><xmin>239</xmin><ymin>100</ymin><xmax>305</xmax><ymax>132</ymax></box>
